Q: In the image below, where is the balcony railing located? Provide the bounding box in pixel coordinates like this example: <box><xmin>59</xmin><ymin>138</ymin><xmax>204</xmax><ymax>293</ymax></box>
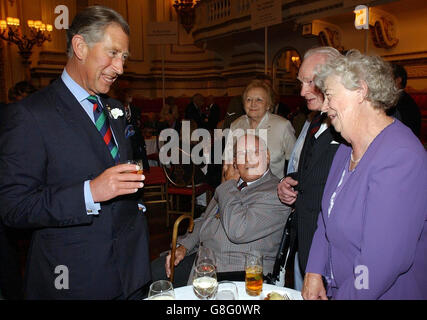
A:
<box><xmin>194</xmin><ymin>0</ymin><xmax>255</xmax><ymax>37</ymax></box>
<box><xmin>206</xmin><ymin>0</ymin><xmax>254</xmax><ymax>23</ymax></box>
<box><xmin>193</xmin><ymin>0</ymin><xmax>395</xmax><ymax>43</ymax></box>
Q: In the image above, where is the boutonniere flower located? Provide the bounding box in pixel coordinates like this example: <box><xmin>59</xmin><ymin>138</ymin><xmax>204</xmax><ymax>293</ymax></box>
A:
<box><xmin>105</xmin><ymin>105</ymin><xmax>124</xmax><ymax>119</ymax></box>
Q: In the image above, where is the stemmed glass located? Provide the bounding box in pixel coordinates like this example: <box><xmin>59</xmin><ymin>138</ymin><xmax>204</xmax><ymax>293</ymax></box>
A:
<box><xmin>192</xmin><ymin>262</ymin><xmax>218</xmax><ymax>300</ymax></box>
<box><xmin>195</xmin><ymin>245</ymin><xmax>216</xmax><ymax>267</ymax></box>
<box><xmin>148</xmin><ymin>280</ymin><xmax>175</xmax><ymax>300</ymax></box>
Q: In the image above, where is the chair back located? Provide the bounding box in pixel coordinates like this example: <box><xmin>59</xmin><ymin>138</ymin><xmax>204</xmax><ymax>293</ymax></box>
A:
<box><xmin>161</xmin><ymin>147</ymin><xmax>206</xmax><ymax>188</ymax></box>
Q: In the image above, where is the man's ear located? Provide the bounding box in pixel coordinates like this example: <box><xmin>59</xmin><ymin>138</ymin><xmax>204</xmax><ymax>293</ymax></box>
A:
<box><xmin>72</xmin><ymin>35</ymin><xmax>88</xmax><ymax>61</ymax></box>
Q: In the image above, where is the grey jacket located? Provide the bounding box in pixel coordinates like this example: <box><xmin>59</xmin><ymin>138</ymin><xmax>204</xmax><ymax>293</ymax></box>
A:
<box><xmin>178</xmin><ymin>170</ymin><xmax>290</xmax><ymax>276</ymax></box>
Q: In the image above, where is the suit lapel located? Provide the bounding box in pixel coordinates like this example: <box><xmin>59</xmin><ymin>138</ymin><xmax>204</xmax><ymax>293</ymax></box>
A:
<box><xmin>299</xmin><ymin>126</ymin><xmax>335</xmax><ymax>179</ymax></box>
<box><xmin>52</xmin><ymin>80</ymin><xmax>115</xmax><ymax>167</ymax></box>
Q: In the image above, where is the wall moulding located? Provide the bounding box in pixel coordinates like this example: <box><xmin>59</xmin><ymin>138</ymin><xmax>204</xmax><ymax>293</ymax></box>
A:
<box><xmin>369</xmin><ymin>7</ymin><xmax>399</xmax><ymax>49</ymax></box>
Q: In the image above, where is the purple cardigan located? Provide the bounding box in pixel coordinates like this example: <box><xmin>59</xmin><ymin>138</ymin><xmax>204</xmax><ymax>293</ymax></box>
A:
<box><xmin>306</xmin><ymin>120</ymin><xmax>427</xmax><ymax>299</ymax></box>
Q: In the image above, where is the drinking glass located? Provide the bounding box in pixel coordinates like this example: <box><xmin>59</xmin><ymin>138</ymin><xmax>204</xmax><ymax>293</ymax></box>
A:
<box><xmin>245</xmin><ymin>252</ymin><xmax>263</xmax><ymax>296</ymax></box>
<box><xmin>195</xmin><ymin>245</ymin><xmax>216</xmax><ymax>268</ymax></box>
<box><xmin>148</xmin><ymin>280</ymin><xmax>175</xmax><ymax>300</ymax></box>
<box><xmin>216</xmin><ymin>281</ymin><xmax>238</xmax><ymax>300</ymax></box>
<box><xmin>192</xmin><ymin>263</ymin><xmax>218</xmax><ymax>300</ymax></box>
<box><xmin>125</xmin><ymin>159</ymin><xmax>144</xmax><ymax>174</ymax></box>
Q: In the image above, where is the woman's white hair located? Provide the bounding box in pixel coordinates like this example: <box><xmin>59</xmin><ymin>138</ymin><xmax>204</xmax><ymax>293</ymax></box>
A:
<box><xmin>314</xmin><ymin>49</ymin><xmax>399</xmax><ymax>110</ymax></box>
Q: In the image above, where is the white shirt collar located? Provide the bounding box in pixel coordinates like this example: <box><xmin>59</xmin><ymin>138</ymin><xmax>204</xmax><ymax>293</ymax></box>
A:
<box><xmin>238</xmin><ymin>169</ymin><xmax>270</xmax><ymax>187</ymax></box>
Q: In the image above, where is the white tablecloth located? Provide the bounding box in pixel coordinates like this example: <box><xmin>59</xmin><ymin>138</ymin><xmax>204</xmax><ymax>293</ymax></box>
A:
<box><xmin>173</xmin><ymin>281</ymin><xmax>302</xmax><ymax>300</ymax></box>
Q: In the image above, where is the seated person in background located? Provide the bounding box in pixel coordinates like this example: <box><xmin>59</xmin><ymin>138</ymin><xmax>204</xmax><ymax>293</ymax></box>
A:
<box><xmin>143</xmin><ymin>112</ymin><xmax>159</xmax><ymax>137</ymax></box>
<box><xmin>204</xmin><ymin>95</ymin><xmax>220</xmax><ymax>131</ymax></box>
<box><xmin>185</xmin><ymin>93</ymin><xmax>206</xmax><ymax>129</ymax></box>
<box><xmin>151</xmin><ymin>134</ymin><xmax>291</xmax><ymax>287</ymax></box>
<box><xmin>159</xmin><ymin>96</ymin><xmax>179</xmax><ymax>131</ymax></box>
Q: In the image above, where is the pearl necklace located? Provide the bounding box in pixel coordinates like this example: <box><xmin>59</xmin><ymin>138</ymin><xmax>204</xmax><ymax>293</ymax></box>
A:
<box><xmin>350</xmin><ymin>151</ymin><xmax>361</xmax><ymax>163</ymax></box>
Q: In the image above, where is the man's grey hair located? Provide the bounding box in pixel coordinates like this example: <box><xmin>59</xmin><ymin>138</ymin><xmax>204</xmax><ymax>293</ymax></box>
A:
<box><xmin>66</xmin><ymin>6</ymin><xmax>130</xmax><ymax>58</ymax></box>
<box><xmin>304</xmin><ymin>46</ymin><xmax>341</xmax><ymax>62</ymax></box>
<box><xmin>314</xmin><ymin>49</ymin><xmax>399</xmax><ymax>111</ymax></box>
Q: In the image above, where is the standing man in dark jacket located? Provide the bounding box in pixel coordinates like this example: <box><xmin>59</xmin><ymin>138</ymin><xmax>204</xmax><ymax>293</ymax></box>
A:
<box><xmin>0</xmin><ymin>6</ymin><xmax>150</xmax><ymax>299</ymax></box>
<box><xmin>277</xmin><ymin>47</ymin><xmax>343</xmax><ymax>290</ymax></box>
<box><xmin>185</xmin><ymin>93</ymin><xmax>206</xmax><ymax>129</ymax></box>
<box><xmin>387</xmin><ymin>64</ymin><xmax>421</xmax><ymax>137</ymax></box>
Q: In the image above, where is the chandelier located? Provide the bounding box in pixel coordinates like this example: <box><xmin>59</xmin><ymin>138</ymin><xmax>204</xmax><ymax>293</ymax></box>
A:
<box><xmin>173</xmin><ymin>0</ymin><xmax>201</xmax><ymax>33</ymax></box>
<box><xmin>0</xmin><ymin>17</ymin><xmax>52</xmax><ymax>80</ymax></box>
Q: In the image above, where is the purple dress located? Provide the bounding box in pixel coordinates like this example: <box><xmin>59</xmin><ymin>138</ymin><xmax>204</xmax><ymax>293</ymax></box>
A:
<box><xmin>306</xmin><ymin>120</ymin><xmax>427</xmax><ymax>299</ymax></box>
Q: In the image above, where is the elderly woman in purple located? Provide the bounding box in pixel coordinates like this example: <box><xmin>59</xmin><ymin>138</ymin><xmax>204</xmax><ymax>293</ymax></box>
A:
<box><xmin>302</xmin><ymin>50</ymin><xmax>427</xmax><ymax>300</ymax></box>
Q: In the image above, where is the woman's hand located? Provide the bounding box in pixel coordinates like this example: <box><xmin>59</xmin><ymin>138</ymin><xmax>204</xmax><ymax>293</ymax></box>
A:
<box><xmin>302</xmin><ymin>273</ymin><xmax>328</xmax><ymax>300</ymax></box>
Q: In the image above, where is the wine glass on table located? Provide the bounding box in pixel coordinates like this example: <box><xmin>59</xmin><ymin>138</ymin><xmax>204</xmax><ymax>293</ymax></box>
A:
<box><xmin>192</xmin><ymin>263</ymin><xmax>218</xmax><ymax>300</ymax></box>
<box><xmin>148</xmin><ymin>280</ymin><xmax>175</xmax><ymax>300</ymax></box>
<box><xmin>195</xmin><ymin>244</ymin><xmax>216</xmax><ymax>267</ymax></box>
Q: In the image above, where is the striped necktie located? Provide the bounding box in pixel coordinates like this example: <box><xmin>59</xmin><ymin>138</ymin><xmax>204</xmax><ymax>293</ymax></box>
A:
<box><xmin>238</xmin><ymin>181</ymin><xmax>247</xmax><ymax>191</ymax></box>
<box><xmin>87</xmin><ymin>95</ymin><xmax>120</xmax><ymax>163</ymax></box>
<box><xmin>309</xmin><ymin>112</ymin><xmax>327</xmax><ymax>138</ymax></box>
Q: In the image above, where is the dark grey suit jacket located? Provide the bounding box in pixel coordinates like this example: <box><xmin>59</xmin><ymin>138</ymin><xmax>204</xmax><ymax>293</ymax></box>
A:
<box><xmin>179</xmin><ymin>170</ymin><xmax>290</xmax><ymax>276</ymax></box>
<box><xmin>0</xmin><ymin>79</ymin><xmax>151</xmax><ymax>299</ymax></box>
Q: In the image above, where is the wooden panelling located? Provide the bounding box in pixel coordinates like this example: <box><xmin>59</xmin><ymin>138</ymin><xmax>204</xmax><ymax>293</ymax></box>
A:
<box><xmin>127</xmin><ymin>0</ymin><xmax>144</xmax><ymax>61</ymax></box>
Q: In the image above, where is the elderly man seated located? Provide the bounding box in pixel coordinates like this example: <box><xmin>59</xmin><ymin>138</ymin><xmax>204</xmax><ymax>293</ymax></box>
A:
<box><xmin>151</xmin><ymin>134</ymin><xmax>291</xmax><ymax>287</ymax></box>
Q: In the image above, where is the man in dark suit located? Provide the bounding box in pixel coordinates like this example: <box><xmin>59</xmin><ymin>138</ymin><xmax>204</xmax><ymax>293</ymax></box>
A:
<box><xmin>185</xmin><ymin>93</ymin><xmax>206</xmax><ymax>129</ymax></box>
<box><xmin>204</xmin><ymin>95</ymin><xmax>220</xmax><ymax>131</ymax></box>
<box><xmin>277</xmin><ymin>47</ymin><xmax>342</xmax><ymax>290</ymax></box>
<box><xmin>0</xmin><ymin>6</ymin><xmax>150</xmax><ymax>299</ymax></box>
<box><xmin>387</xmin><ymin>64</ymin><xmax>421</xmax><ymax>137</ymax></box>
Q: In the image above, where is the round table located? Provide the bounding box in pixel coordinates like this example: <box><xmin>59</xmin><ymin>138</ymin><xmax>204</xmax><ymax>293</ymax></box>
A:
<box><xmin>173</xmin><ymin>281</ymin><xmax>302</xmax><ymax>300</ymax></box>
